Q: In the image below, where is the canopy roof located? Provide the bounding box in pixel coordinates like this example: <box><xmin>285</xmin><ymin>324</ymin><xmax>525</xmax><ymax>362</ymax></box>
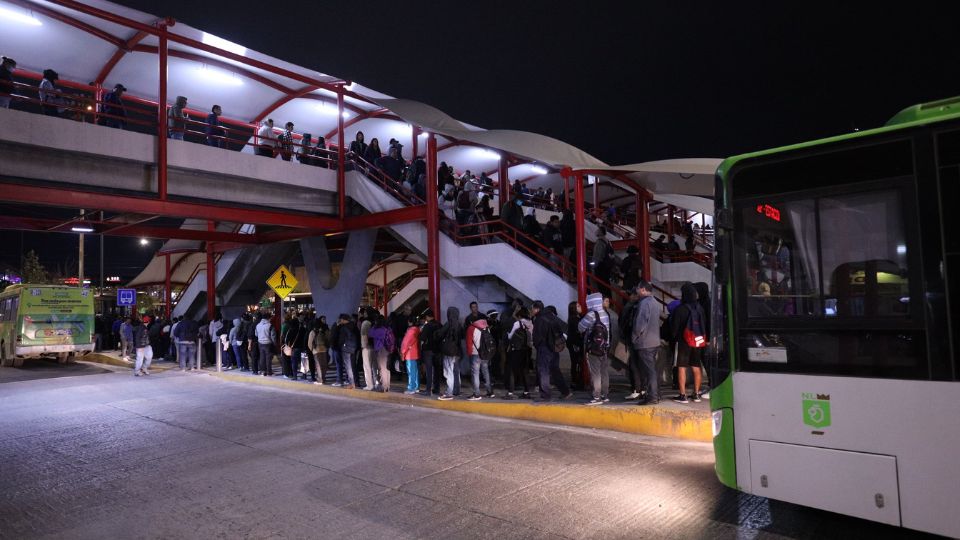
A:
<box><xmin>2</xmin><ymin>0</ymin><xmax>719</xmax><ymax>198</ymax></box>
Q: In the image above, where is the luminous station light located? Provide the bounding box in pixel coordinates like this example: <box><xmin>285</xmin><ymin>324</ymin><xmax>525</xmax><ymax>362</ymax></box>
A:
<box><xmin>201</xmin><ymin>32</ymin><xmax>246</xmax><ymax>56</ymax></box>
<box><xmin>475</xmin><ymin>148</ymin><xmax>501</xmax><ymax>160</ymax></box>
<box><xmin>0</xmin><ymin>6</ymin><xmax>42</xmax><ymax>26</ymax></box>
<box><xmin>316</xmin><ymin>102</ymin><xmax>349</xmax><ymax>118</ymax></box>
<box><xmin>529</xmin><ymin>165</ymin><xmax>548</xmax><ymax>175</ymax></box>
<box><xmin>71</xmin><ymin>225</ymin><xmax>95</xmax><ymax>233</ymax></box>
<box><xmin>197</xmin><ymin>65</ymin><xmax>243</xmax><ymax>86</ymax></box>
<box><xmin>139</xmin><ymin>238</ymin><xmax>149</xmax><ymax>246</ymax></box>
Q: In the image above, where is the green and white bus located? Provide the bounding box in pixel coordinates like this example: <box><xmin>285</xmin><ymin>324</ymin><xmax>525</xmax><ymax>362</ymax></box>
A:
<box><xmin>709</xmin><ymin>97</ymin><xmax>960</xmax><ymax>538</ymax></box>
<box><xmin>0</xmin><ymin>284</ymin><xmax>95</xmax><ymax>367</ymax></box>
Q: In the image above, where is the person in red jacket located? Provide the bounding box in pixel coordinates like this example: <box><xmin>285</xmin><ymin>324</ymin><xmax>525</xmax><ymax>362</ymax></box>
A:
<box><xmin>400</xmin><ymin>319</ymin><xmax>420</xmax><ymax>394</ymax></box>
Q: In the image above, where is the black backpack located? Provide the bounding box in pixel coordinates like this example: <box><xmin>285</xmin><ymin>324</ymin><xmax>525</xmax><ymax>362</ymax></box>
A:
<box><xmin>440</xmin><ymin>326</ymin><xmax>460</xmax><ymax>357</ymax></box>
<box><xmin>457</xmin><ymin>190</ymin><xmax>471</xmax><ymax>210</ymax></box>
<box><xmin>619</xmin><ymin>300</ymin><xmax>640</xmax><ymax>342</ymax></box>
<box><xmin>585</xmin><ymin>311</ymin><xmax>609</xmax><ymax>356</ymax></box>
<box><xmin>549</xmin><ymin>318</ymin><xmax>566</xmax><ymax>353</ymax></box>
<box><xmin>508</xmin><ymin>324</ymin><xmax>528</xmax><ymax>351</ymax></box>
<box><xmin>477</xmin><ymin>328</ymin><xmax>496</xmax><ymax>361</ymax></box>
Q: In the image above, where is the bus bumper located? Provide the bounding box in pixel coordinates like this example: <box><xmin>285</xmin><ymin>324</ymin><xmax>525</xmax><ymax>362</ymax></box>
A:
<box><xmin>15</xmin><ymin>344</ymin><xmax>93</xmax><ymax>356</ymax></box>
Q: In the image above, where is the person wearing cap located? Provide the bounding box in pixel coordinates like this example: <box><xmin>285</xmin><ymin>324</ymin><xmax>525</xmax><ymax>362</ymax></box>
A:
<box><xmin>167</xmin><ymin>95</ymin><xmax>188</xmax><ymax>140</ymax></box>
<box><xmin>0</xmin><ymin>56</ymin><xmax>17</xmax><ymax>109</ymax></box>
<box><xmin>99</xmin><ymin>83</ymin><xmax>127</xmax><ymax>128</ymax></box>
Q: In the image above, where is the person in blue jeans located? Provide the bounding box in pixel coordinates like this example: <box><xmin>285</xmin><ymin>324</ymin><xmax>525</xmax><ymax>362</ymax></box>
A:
<box><xmin>173</xmin><ymin>316</ymin><xmax>200</xmax><ymax>372</ymax></box>
<box><xmin>466</xmin><ymin>318</ymin><xmax>493</xmax><ymax>400</ymax></box>
<box><xmin>401</xmin><ymin>320</ymin><xmax>420</xmax><ymax>394</ymax></box>
<box><xmin>632</xmin><ymin>280</ymin><xmax>664</xmax><ymax>405</ymax></box>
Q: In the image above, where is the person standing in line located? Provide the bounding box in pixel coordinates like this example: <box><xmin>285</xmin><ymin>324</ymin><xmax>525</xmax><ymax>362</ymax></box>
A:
<box><xmin>256</xmin><ymin>119</ymin><xmax>277</xmax><ymax>157</ymax></box>
<box><xmin>205</xmin><ymin>104</ymin><xmax>225</xmax><ymax>147</ymax></box>
<box><xmin>131</xmin><ymin>318</ymin><xmax>152</xmax><ymax>376</ymax></box>
<box><xmin>173</xmin><ymin>316</ymin><xmax>199</xmax><ymax>372</ymax></box>
<box><xmin>465</xmin><ymin>318</ymin><xmax>495</xmax><ymax>400</ymax></box>
<box><xmin>277</xmin><ymin>121</ymin><xmax>295</xmax><ymax>161</ymax></box>
<box><xmin>632</xmin><ymin>280</ymin><xmax>662</xmax><ymax>405</ymax></box>
<box><xmin>307</xmin><ymin>317</ymin><xmax>328</xmax><ymax>384</ymax></box>
<box><xmin>360</xmin><ymin>308</ymin><xmax>377</xmax><ymax>390</ymax></box>
<box><xmin>335</xmin><ymin>314</ymin><xmax>357</xmax><ymax>389</ymax></box>
<box><xmin>99</xmin><ymin>83</ymin><xmax>127</xmax><ymax>129</ymax></box>
<box><xmin>503</xmin><ymin>307</ymin><xmax>533</xmax><ymax>399</ymax></box>
<box><xmin>368</xmin><ymin>315</ymin><xmax>394</xmax><ymax>392</ymax></box>
<box><xmin>119</xmin><ymin>317</ymin><xmax>133</xmax><ymax>360</ymax></box>
<box><xmin>167</xmin><ymin>95</ymin><xmax>188</xmax><ymax>140</ymax></box>
<box><xmin>38</xmin><ymin>69</ymin><xmax>62</xmax><ymax>117</ymax></box>
<box><xmin>418</xmin><ymin>310</ymin><xmax>441</xmax><ymax>396</ymax></box>
<box><xmin>437</xmin><ymin>306</ymin><xmax>463</xmax><ymax>401</ymax></box>
<box><xmin>531</xmin><ymin>301</ymin><xmax>572</xmax><ymax>401</ymax></box>
<box><xmin>0</xmin><ymin>56</ymin><xmax>16</xmax><ymax>109</ymax></box>
<box><xmin>670</xmin><ymin>283</ymin><xmax>707</xmax><ymax>403</ymax></box>
<box><xmin>255</xmin><ymin>314</ymin><xmax>276</xmax><ymax>376</ymax></box>
<box><xmin>328</xmin><ymin>315</ymin><xmax>344</xmax><ymax>386</ymax></box>
<box><xmin>400</xmin><ymin>318</ymin><xmax>420</xmax><ymax>394</ymax></box>
<box><xmin>280</xmin><ymin>314</ymin><xmax>302</xmax><ymax>379</ymax></box>
<box><xmin>566</xmin><ymin>301</ymin><xmax>586</xmax><ymax>391</ymax></box>
<box><xmin>578</xmin><ymin>293</ymin><xmax>611</xmax><ymax>405</ymax></box>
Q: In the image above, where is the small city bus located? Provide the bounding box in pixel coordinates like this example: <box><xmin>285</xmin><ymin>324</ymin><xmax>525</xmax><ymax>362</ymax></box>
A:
<box><xmin>709</xmin><ymin>96</ymin><xmax>960</xmax><ymax>538</ymax></box>
<box><xmin>0</xmin><ymin>284</ymin><xmax>95</xmax><ymax>367</ymax></box>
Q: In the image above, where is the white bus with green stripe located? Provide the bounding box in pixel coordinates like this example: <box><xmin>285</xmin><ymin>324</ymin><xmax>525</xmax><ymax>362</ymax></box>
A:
<box><xmin>709</xmin><ymin>97</ymin><xmax>960</xmax><ymax>538</ymax></box>
<box><xmin>0</xmin><ymin>284</ymin><xmax>95</xmax><ymax>366</ymax></box>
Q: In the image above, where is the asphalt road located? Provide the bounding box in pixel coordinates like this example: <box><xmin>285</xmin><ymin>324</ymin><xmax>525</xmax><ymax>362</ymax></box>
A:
<box><xmin>0</xmin><ymin>361</ymin><xmax>939</xmax><ymax>539</ymax></box>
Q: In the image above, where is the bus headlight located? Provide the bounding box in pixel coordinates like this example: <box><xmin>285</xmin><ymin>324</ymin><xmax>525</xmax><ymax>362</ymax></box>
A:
<box><xmin>711</xmin><ymin>410</ymin><xmax>723</xmax><ymax>438</ymax></box>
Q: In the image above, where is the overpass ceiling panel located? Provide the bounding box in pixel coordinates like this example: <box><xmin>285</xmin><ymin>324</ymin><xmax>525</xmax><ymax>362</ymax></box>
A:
<box><xmin>438</xmin><ymin>146</ymin><xmax>503</xmax><ymax>178</ymax></box>
<box><xmin>30</xmin><ymin>0</ymin><xmax>151</xmax><ymax>38</ymax></box>
<box><xmin>0</xmin><ymin>2</ymin><xmax>119</xmax><ymax>84</ymax></box>
<box><xmin>339</xmin><ymin>117</ymin><xmax>415</xmax><ymax>150</ymax></box>
<box><xmin>267</xmin><ymin>99</ymin><xmax>342</xmax><ymax>142</ymax></box>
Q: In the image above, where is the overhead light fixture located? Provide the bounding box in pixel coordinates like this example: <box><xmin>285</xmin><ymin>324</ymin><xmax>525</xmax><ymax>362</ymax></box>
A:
<box><xmin>0</xmin><ymin>6</ymin><xmax>42</xmax><ymax>26</ymax></box>
<box><xmin>201</xmin><ymin>32</ymin><xmax>246</xmax><ymax>56</ymax></box>
<box><xmin>71</xmin><ymin>225</ymin><xmax>94</xmax><ymax>233</ymax></box>
<box><xmin>530</xmin><ymin>165</ymin><xmax>548</xmax><ymax>175</ymax></box>
<box><xmin>139</xmin><ymin>238</ymin><xmax>149</xmax><ymax>246</ymax></box>
<box><xmin>197</xmin><ymin>65</ymin><xmax>243</xmax><ymax>86</ymax></box>
<box><xmin>476</xmin><ymin>149</ymin><xmax>501</xmax><ymax>160</ymax></box>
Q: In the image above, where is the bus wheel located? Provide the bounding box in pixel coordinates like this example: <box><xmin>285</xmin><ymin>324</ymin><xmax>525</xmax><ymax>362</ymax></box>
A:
<box><xmin>12</xmin><ymin>356</ymin><xmax>24</xmax><ymax>368</ymax></box>
<box><xmin>57</xmin><ymin>352</ymin><xmax>69</xmax><ymax>364</ymax></box>
<box><xmin>65</xmin><ymin>352</ymin><xmax>77</xmax><ymax>364</ymax></box>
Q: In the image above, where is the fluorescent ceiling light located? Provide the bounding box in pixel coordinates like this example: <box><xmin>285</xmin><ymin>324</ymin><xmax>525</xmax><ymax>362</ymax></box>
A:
<box><xmin>0</xmin><ymin>6</ymin><xmax>42</xmax><ymax>25</ymax></box>
<box><xmin>139</xmin><ymin>238</ymin><xmax>149</xmax><ymax>245</ymax></box>
<box><xmin>316</xmin><ymin>102</ymin><xmax>349</xmax><ymax>118</ymax></box>
<box><xmin>197</xmin><ymin>65</ymin><xmax>242</xmax><ymax>86</ymax></box>
<box><xmin>476</xmin><ymin>149</ymin><xmax>501</xmax><ymax>160</ymax></box>
<box><xmin>530</xmin><ymin>165</ymin><xmax>548</xmax><ymax>175</ymax></box>
<box><xmin>71</xmin><ymin>225</ymin><xmax>94</xmax><ymax>233</ymax></box>
<box><xmin>201</xmin><ymin>32</ymin><xmax>246</xmax><ymax>56</ymax></box>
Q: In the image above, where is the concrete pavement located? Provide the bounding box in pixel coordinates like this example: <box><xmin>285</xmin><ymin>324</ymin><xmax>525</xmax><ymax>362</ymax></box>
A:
<box><xmin>0</xmin><ymin>362</ymin><xmax>932</xmax><ymax>539</ymax></box>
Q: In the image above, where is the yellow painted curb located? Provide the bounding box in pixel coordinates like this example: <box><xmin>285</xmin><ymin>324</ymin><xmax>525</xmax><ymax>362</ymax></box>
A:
<box><xmin>83</xmin><ymin>353</ymin><xmax>176</xmax><ymax>372</ymax></box>
<box><xmin>210</xmin><ymin>372</ymin><xmax>712</xmax><ymax>442</ymax></box>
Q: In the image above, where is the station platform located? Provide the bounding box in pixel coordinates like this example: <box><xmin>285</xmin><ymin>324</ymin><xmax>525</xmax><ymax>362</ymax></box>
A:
<box><xmin>83</xmin><ymin>350</ymin><xmax>712</xmax><ymax>442</ymax></box>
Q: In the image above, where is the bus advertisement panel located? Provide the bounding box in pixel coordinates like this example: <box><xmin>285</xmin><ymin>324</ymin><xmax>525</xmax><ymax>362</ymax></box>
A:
<box><xmin>18</xmin><ymin>287</ymin><xmax>94</xmax><ymax>349</ymax></box>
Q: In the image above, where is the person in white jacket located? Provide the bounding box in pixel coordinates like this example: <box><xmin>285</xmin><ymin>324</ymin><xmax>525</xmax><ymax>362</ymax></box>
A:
<box><xmin>256</xmin><ymin>119</ymin><xmax>277</xmax><ymax>158</ymax></box>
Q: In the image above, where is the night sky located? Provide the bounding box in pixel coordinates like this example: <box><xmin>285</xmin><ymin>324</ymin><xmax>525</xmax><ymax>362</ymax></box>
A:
<box><xmin>3</xmin><ymin>1</ymin><xmax>960</xmax><ymax>279</ymax></box>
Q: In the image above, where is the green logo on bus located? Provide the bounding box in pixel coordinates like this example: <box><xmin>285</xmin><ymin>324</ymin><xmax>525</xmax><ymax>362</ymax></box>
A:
<box><xmin>802</xmin><ymin>393</ymin><xmax>831</xmax><ymax>428</ymax></box>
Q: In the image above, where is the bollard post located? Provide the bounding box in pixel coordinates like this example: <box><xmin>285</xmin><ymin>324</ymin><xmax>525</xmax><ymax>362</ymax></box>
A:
<box><xmin>196</xmin><ymin>338</ymin><xmax>202</xmax><ymax>371</ymax></box>
<box><xmin>216</xmin><ymin>340</ymin><xmax>222</xmax><ymax>372</ymax></box>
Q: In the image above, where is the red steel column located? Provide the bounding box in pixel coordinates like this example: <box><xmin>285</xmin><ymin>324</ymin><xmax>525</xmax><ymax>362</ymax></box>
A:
<box><xmin>411</xmin><ymin>125</ymin><xmax>419</xmax><ymax>160</ymax></box>
<box><xmin>563</xmin><ymin>175</ymin><xmax>570</xmax><ymax>210</ymax></box>
<box><xmin>157</xmin><ymin>27</ymin><xmax>168</xmax><ymax>200</ymax></box>
<box><xmin>382</xmin><ymin>266</ymin><xmax>388</xmax><ymax>317</ymax></box>
<box><xmin>337</xmin><ymin>90</ymin><xmax>346</xmax><ymax>219</ymax></box>
<box><xmin>498</xmin><ymin>157</ymin><xmax>509</xmax><ymax>207</ymax></box>
<box><xmin>573</xmin><ymin>171</ymin><xmax>587</xmax><ymax>308</ymax></box>
<box><xmin>206</xmin><ymin>221</ymin><xmax>215</xmax><ymax>320</ymax></box>
<box><xmin>164</xmin><ymin>253</ymin><xmax>171</xmax><ymax>319</ymax></box>
<box><xmin>425</xmin><ymin>133</ymin><xmax>441</xmax><ymax>316</ymax></box>
<box><xmin>639</xmin><ymin>190</ymin><xmax>652</xmax><ymax>282</ymax></box>
<box><xmin>592</xmin><ymin>175</ymin><xmax>600</xmax><ymax>219</ymax></box>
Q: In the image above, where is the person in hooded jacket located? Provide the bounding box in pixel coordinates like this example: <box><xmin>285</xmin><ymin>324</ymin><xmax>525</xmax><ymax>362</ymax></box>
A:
<box><xmin>566</xmin><ymin>301</ymin><xmax>586</xmax><ymax>390</ymax></box>
<box><xmin>578</xmin><ymin>293</ymin><xmax>611</xmax><ymax>404</ymax></box>
<box><xmin>504</xmin><ymin>307</ymin><xmax>534</xmax><ymax>399</ymax></box>
<box><xmin>466</xmin><ymin>318</ymin><xmax>493</xmax><ymax>399</ymax></box>
<box><xmin>669</xmin><ymin>283</ymin><xmax>707</xmax><ymax>403</ymax></box>
<box><xmin>437</xmin><ymin>306</ymin><xmax>463</xmax><ymax>400</ymax></box>
<box><xmin>531</xmin><ymin>300</ymin><xmax>571</xmax><ymax>401</ymax></box>
<box><xmin>307</xmin><ymin>317</ymin><xmax>329</xmax><ymax>384</ymax></box>
<box><xmin>501</xmin><ymin>194</ymin><xmax>524</xmax><ymax>232</ymax></box>
<box><xmin>400</xmin><ymin>318</ymin><xmax>420</xmax><ymax>394</ymax></box>
<box><xmin>368</xmin><ymin>315</ymin><xmax>394</xmax><ymax>392</ymax></box>
<box><xmin>418</xmin><ymin>310</ymin><xmax>442</xmax><ymax>395</ymax></box>
<box><xmin>255</xmin><ymin>314</ymin><xmax>276</xmax><ymax>376</ymax></box>
<box><xmin>694</xmin><ymin>281</ymin><xmax>711</xmax><ymax>394</ymax></box>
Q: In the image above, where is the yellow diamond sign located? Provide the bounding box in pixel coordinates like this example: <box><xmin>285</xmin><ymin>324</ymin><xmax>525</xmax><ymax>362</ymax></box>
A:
<box><xmin>266</xmin><ymin>265</ymin><xmax>298</xmax><ymax>298</ymax></box>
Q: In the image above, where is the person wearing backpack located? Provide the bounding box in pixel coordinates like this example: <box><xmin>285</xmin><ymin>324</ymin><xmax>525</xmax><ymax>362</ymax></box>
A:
<box><xmin>504</xmin><ymin>307</ymin><xmax>534</xmax><ymax>399</ymax></box>
<box><xmin>632</xmin><ymin>280</ymin><xmax>663</xmax><ymax>405</ymax></box>
<box><xmin>368</xmin><ymin>315</ymin><xmax>394</xmax><ymax>392</ymax></box>
<box><xmin>669</xmin><ymin>283</ymin><xmax>707</xmax><ymax>403</ymax></box>
<box><xmin>577</xmin><ymin>293</ymin><xmax>611</xmax><ymax>405</ymax></box>
<box><xmin>437</xmin><ymin>306</ymin><xmax>464</xmax><ymax>401</ymax></box>
<box><xmin>466</xmin><ymin>318</ymin><xmax>495</xmax><ymax>400</ymax></box>
<box><xmin>531</xmin><ymin>300</ymin><xmax>572</xmax><ymax>401</ymax></box>
<box><xmin>618</xmin><ymin>289</ymin><xmax>644</xmax><ymax>400</ymax></box>
<box><xmin>334</xmin><ymin>314</ymin><xmax>357</xmax><ymax>389</ymax></box>
<box><xmin>400</xmin><ymin>319</ymin><xmax>420</xmax><ymax>394</ymax></box>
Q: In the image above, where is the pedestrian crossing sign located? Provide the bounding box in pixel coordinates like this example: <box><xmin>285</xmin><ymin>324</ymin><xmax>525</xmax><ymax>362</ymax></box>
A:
<box><xmin>266</xmin><ymin>265</ymin><xmax>297</xmax><ymax>298</ymax></box>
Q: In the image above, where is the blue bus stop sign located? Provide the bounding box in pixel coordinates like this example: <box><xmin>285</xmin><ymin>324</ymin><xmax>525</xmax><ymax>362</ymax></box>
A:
<box><xmin>117</xmin><ymin>288</ymin><xmax>136</xmax><ymax>306</ymax></box>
